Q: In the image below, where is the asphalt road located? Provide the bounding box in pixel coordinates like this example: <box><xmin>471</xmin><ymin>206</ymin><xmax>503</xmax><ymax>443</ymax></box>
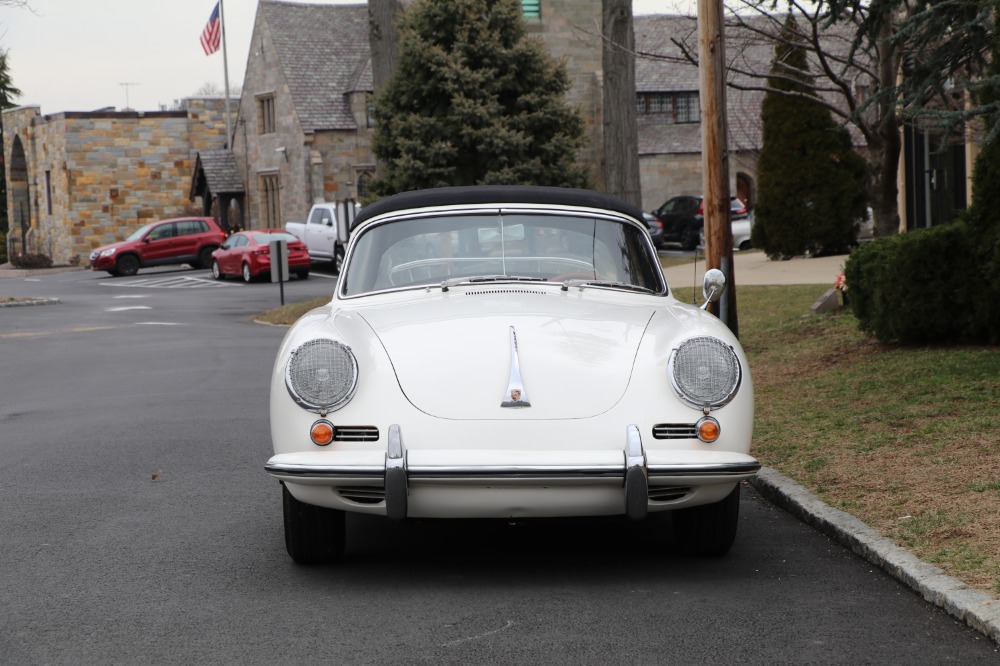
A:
<box><xmin>1</xmin><ymin>266</ymin><xmax>997</xmax><ymax>664</ymax></box>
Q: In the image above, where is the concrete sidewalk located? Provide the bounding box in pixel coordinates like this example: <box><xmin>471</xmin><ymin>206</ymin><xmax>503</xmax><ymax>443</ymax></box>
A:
<box><xmin>663</xmin><ymin>251</ymin><xmax>848</xmax><ymax>290</ymax></box>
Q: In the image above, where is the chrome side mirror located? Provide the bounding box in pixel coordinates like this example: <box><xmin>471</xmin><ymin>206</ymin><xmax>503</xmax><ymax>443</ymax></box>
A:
<box><xmin>701</xmin><ymin>268</ymin><xmax>726</xmax><ymax>310</ymax></box>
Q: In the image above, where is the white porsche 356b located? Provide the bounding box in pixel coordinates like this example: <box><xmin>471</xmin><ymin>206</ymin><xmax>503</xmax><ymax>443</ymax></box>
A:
<box><xmin>266</xmin><ymin>186</ymin><xmax>758</xmax><ymax>563</ymax></box>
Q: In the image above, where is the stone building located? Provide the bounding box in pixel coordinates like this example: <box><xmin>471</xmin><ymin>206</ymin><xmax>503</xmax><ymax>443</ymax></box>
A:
<box><xmin>232</xmin><ymin>0</ymin><xmax>607</xmax><ymax>230</ymax></box>
<box><xmin>634</xmin><ymin>14</ymin><xmax>770</xmax><ymax>214</ymax></box>
<box><xmin>232</xmin><ymin>1</ymin><xmax>374</xmax><ymax>230</ymax></box>
<box><xmin>3</xmin><ymin>98</ymin><xmax>234</xmax><ymax>265</ymax></box>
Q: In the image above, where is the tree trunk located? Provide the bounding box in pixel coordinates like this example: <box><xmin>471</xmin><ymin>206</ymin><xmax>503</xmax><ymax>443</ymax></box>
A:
<box><xmin>871</xmin><ymin>13</ymin><xmax>903</xmax><ymax>237</ymax></box>
<box><xmin>367</xmin><ymin>0</ymin><xmax>408</xmax><ymax>92</ymax></box>
<box><xmin>870</xmin><ymin>118</ymin><xmax>903</xmax><ymax>237</ymax></box>
<box><xmin>601</xmin><ymin>0</ymin><xmax>641</xmax><ymax>207</ymax></box>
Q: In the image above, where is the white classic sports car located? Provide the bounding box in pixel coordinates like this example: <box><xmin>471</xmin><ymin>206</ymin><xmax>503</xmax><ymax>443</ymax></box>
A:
<box><xmin>266</xmin><ymin>186</ymin><xmax>758</xmax><ymax>563</ymax></box>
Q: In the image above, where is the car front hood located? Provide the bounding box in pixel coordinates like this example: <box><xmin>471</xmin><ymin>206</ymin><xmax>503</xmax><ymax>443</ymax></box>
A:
<box><xmin>91</xmin><ymin>241</ymin><xmax>128</xmax><ymax>255</ymax></box>
<box><xmin>358</xmin><ymin>292</ymin><xmax>654</xmax><ymax>420</ymax></box>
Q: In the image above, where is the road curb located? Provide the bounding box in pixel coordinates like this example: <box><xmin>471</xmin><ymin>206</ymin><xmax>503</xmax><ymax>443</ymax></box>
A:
<box><xmin>0</xmin><ymin>297</ymin><xmax>60</xmax><ymax>308</ymax></box>
<box><xmin>750</xmin><ymin>467</ymin><xmax>1000</xmax><ymax>645</ymax></box>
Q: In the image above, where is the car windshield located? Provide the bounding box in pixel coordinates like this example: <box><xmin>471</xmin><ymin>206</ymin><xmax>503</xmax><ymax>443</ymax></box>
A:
<box><xmin>342</xmin><ymin>213</ymin><xmax>663</xmax><ymax>296</ymax></box>
<box><xmin>126</xmin><ymin>222</ymin><xmax>156</xmax><ymax>242</ymax></box>
<box><xmin>252</xmin><ymin>232</ymin><xmax>298</xmax><ymax>245</ymax></box>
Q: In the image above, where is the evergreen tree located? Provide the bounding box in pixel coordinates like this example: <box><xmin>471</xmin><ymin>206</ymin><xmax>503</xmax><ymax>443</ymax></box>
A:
<box><xmin>0</xmin><ymin>48</ymin><xmax>22</xmax><ymax>238</ymax></box>
<box><xmin>752</xmin><ymin>15</ymin><xmax>868</xmax><ymax>259</ymax></box>
<box><xmin>368</xmin><ymin>0</ymin><xmax>589</xmax><ymax>198</ymax></box>
<box><xmin>964</xmin><ymin>29</ymin><xmax>1000</xmax><ymax>343</ymax></box>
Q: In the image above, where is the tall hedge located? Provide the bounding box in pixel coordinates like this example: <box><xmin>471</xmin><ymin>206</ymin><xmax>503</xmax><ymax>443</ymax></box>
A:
<box><xmin>753</xmin><ymin>15</ymin><xmax>868</xmax><ymax>259</ymax></box>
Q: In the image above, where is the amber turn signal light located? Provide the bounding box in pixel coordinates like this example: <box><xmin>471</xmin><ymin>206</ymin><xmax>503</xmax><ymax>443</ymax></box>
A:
<box><xmin>696</xmin><ymin>416</ymin><xmax>721</xmax><ymax>443</ymax></box>
<box><xmin>310</xmin><ymin>420</ymin><xmax>335</xmax><ymax>446</ymax></box>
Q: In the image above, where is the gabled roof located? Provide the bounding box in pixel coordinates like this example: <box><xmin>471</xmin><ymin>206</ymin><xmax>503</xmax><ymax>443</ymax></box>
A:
<box><xmin>191</xmin><ymin>150</ymin><xmax>244</xmax><ymax>199</ymax></box>
<box><xmin>259</xmin><ymin>0</ymin><xmax>372</xmax><ymax>133</ymax></box>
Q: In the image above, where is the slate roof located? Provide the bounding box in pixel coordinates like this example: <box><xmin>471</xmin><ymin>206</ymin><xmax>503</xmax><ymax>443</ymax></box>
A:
<box><xmin>634</xmin><ymin>15</ymin><xmax>771</xmax><ymax>155</ymax></box>
<box><xmin>633</xmin><ymin>14</ymin><xmax>865</xmax><ymax>155</ymax></box>
<box><xmin>260</xmin><ymin>0</ymin><xmax>372</xmax><ymax>133</ymax></box>
<box><xmin>193</xmin><ymin>150</ymin><xmax>244</xmax><ymax>196</ymax></box>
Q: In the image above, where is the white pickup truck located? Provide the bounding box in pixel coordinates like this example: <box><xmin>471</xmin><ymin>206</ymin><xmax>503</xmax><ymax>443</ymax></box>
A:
<box><xmin>285</xmin><ymin>201</ymin><xmax>358</xmax><ymax>272</ymax></box>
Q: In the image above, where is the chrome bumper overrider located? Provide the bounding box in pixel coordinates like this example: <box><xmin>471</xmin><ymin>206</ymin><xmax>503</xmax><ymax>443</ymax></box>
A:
<box><xmin>265</xmin><ymin>424</ymin><xmax>761</xmax><ymax>521</ymax></box>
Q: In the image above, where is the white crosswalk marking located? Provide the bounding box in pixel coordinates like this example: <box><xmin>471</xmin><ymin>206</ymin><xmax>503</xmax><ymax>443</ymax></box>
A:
<box><xmin>101</xmin><ymin>275</ymin><xmax>239</xmax><ymax>289</ymax></box>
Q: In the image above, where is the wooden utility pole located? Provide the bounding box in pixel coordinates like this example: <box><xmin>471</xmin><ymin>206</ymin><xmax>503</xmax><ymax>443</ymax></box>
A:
<box><xmin>697</xmin><ymin>0</ymin><xmax>738</xmax><ymax>337</ymax></box>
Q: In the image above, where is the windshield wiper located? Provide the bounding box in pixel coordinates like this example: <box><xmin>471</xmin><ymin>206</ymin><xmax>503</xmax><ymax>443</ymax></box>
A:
<box><xmin>440</xmin><ymin>275</ymin><xmax>547</xmax><ymax>291</ymax></box>
<box><xmin>560</xmin><ymin>279</ymin><xmax>655</xmax><ymax>294</ymax></box>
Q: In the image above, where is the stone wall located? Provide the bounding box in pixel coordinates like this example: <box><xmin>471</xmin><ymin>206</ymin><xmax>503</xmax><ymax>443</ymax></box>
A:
<box><xmin>526</xmin><ymin>0</ymin><xmax>604</xmax><ymax>188</ymax></box>
<box><xmin>2</xmin><ymin>98</ymin><xmax>234</xmax><ymax>265</ymax></box>
<box><xmin>640</xmin><ymin>150</ymin><xmax>760</xmax><ymax>212</ymax></box>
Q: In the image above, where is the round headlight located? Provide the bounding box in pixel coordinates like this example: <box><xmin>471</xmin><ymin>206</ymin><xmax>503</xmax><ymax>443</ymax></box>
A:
<box><xmin>285</xmin><ymin>339</ymin><xmax>358</xmax><ymax>413</ymax></box>
<box><xmin>668</xmin><ymin>336</ymin><xmax>741</xmax><ymax>410</ymax></box>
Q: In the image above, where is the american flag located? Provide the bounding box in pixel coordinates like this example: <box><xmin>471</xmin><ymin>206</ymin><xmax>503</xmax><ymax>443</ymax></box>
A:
<box><xmin>200</xmin><ymin>2</ymin><xmax>221</xmax><ymax>56</ymax></box>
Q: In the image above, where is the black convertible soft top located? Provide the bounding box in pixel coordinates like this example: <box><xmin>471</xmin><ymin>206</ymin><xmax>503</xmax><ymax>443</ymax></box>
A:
<box><xmin>352</xmin><ymin>186</ymin><xmax>645</xmax><ymax>229</ymax></box>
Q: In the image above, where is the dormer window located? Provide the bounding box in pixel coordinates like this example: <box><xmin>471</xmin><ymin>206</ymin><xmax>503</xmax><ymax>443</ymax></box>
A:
<box><xmin>636</xmin><ymin>92</ymin><xmax>701</xmax><ymax>124</ymax></box>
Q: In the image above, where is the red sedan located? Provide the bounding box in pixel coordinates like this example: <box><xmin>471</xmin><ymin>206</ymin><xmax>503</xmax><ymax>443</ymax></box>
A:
<box><xmin>211</xmin><ymin>230</ymin><xmax>311</xmax><ymax>282</ymax></box>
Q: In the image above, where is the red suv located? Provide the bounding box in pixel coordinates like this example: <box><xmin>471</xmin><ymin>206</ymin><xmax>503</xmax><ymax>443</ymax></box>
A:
<box><xmin>89</xmin><ymin>217</ymin><xmax>228</xmax><ymax>277</ymax></box>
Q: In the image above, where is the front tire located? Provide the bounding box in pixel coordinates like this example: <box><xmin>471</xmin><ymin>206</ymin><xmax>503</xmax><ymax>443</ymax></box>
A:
<box><xmin>672</xmin><ymin>484</ymin><xmax>741</xmax><ymax>556</ymax></box>
<box><xmin>116</xmin><ymin>254</ymin><xmax>140</xmax><ymax>277</ymax></box>
<box><xmin>282</xmin><ymin>484</ymin><xmax>345</xmax><ymax>564</ymax></box>
<box><xmin>295</xmin><ymin>270</ymin><xmax>310</xmax><ymax>280</ymax></box>
<box><xmin>211</xmin><ymin>260</ymin><xmax>224</xmax><ymax>280</ymax></box>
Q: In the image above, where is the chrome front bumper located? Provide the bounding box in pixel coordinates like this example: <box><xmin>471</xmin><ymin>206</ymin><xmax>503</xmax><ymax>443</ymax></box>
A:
<box><xmin>265</xmin><ymin>424</ymin><xmax>760</xmax><ymax>521</ymax></box>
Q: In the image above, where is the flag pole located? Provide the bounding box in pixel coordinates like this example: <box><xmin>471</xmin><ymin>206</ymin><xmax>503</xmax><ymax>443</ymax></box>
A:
<box><xmin>219</xmin><ymin>0</ymin><xmax>233</xmax><ymax>149</ymax></box>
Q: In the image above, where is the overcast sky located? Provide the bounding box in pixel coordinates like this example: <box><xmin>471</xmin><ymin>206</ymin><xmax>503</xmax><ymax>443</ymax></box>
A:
<box><xmin>1</xmin><ymin>0</ymin><xmax>691</xmax><ymax>114</ymax></box>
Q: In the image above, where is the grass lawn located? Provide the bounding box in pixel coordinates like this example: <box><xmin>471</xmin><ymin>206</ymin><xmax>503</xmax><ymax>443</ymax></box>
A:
<box><xmin>260</xmin><ymin>261</ymin><xmax>1000</xmax><ymax>595</ymax></box>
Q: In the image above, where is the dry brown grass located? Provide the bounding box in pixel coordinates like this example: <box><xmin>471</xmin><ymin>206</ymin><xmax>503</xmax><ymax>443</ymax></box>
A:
<box><xmin>736</xmin><ymin>284</ymin><xmax>1000</xmax><ymax>594</ymax></box>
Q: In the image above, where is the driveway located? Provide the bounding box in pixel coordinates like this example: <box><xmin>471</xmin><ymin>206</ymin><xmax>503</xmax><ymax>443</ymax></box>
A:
<box><xmin>0</xmin><ymin>266</ymin><xmax>996</xmax><ymax>663</ymax></box>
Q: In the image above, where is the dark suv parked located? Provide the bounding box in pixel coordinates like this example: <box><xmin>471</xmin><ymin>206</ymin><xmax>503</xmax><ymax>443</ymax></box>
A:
<box><xmin>650</xmin><ymin>195</ymin><xmax>748</xmax><ymax>251</ymax></box>
<box><xmin>89</xmin><ymin>217</ymin><xmax>228</xmax><ymax>277</ymax></box>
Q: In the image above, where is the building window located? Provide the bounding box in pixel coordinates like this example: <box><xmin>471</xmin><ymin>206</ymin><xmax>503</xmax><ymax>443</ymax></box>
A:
<box><xmin>45</xmin><ymin>170</ymin><xmax>52</xmax><ymax>215</ymax></box>
<box><xmin>356</xmin><ymin>171</ymin><xmax>374</xmax><ymax>200</ymax></box>
<box><xmin>259</xmin><ymin>173</ymin><xmax>281</xmax><ymax>227</ymax></box>
<box><xmin>674</xmin><ymin>92</ymin><xmax>700</xmax><ymax>124</ymax></box>
<box><xmin>636</xmin><ymin>92</ymin><xmax>701</xmax><ymax>124</ymax></box>
<box><xmin>258</xmin><ymin>95</ymin><xmax>276</xmax><ymax>134</ymax></box>
<box><xmin>521</xmin><ymin>0</ymin><xmax>540</xmax><ymax>19</ymax></box>
<box><xmin>366</xmin><ymin>94</ymin><xmax>375</xmax><ymax>128</ymax></box>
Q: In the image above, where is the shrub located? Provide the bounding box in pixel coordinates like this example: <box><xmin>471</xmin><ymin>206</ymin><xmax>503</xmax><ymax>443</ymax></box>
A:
<box><xmin>0</xmin><ymin>231</ymin><xmax>6</xmax><ymax>265</ymax></box>
<box><xmin>844</xmin><ymin>223</ymin><xmax>980</xmax><ymax>344</ymax></box>
<box><xmin>10</xmin><ymin>252</ymin><xmax>53</xmax><ymax>269</ymax></box>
